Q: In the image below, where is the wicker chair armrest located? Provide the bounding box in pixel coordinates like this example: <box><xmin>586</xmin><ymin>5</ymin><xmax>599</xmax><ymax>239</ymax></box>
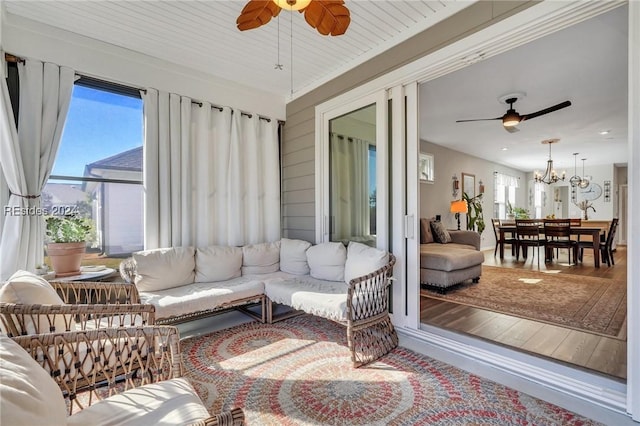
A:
<box><xmin>346</xmin><ymin>253</ymin><xmax>396</xmax><ymax>322</ymax></box>
<box><xmin>190</xmin><ymin>408</ymin><xmax>245</xmax><ymax>426</ymax></box>
<box><xmin>0</xmin><ymin>303</ymin><xmax>155</xmax><ymax>337</ymax></box>
<box><xmin>49</xmin><ymin>280</ymin><xmax>141</xmax><ymax>304</ymax></box>
<box><xmin>119</xmin><ymin>257</ymin><xmax>137</xmax><ymax>283</ymax></box>
<box><xmin>11</xmin><ymin>325</ymin><xmax>182</xmax><ymax>414</ymax></box>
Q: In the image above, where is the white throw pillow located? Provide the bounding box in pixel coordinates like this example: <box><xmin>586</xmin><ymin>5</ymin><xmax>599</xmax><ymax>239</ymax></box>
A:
<box><xmin>195</xmin><ymin>246</ymin><xmax>242</xmax><ymax>282</ymax></box>
<box><xmin>0</xmin><ymin>336</ymin><xmax>67</xmax><ymax>425</ymax></box>
<box><xmin>133</xmin><ymin>247</ymin><xmax>195</xmax><ymax>292</ymax></box>
<box><xmin>306</xmin><ymin>242</ymin><xmax>347</xmax><ymax>282</ymax></box>
<box><xmin>242</xmin><ymin>241</ymin><xmax>281</xmax><ymax>275</ymax></box>
<box><xmin>0</xmin><ymin>270</ymin><xmax>71</xmax><ymax>334</ymax></box>
<box><xmin>280</xmin><ymin>238</ymin><xmax>312</xmax><ymax>275</ymax></box>
<box><xmin>344</xmin><ymin>242</ymin><xmax>389</xmax><ymax>284</ymax></box>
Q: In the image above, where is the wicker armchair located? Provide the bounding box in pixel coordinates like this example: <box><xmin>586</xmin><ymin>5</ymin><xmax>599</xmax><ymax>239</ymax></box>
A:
<box><xmin>0</xmin><ymin>280</ymin><xmax>154</xmax><ymax>337</ymax></box>
<box><xmin>7</xmin><ymin>326</ymin><xmax>244</xmax><ymax>425</ymax></box>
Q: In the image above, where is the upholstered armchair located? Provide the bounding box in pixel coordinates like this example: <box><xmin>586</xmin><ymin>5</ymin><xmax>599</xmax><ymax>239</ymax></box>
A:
<box><xmin>1</xmin><ymin>326</ymin><xmax>244</xmax><ymax>425</ymax></box>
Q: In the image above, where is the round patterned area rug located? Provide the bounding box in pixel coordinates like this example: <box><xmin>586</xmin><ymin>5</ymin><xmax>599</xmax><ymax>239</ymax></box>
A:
<box><xmin>182</xmin><ymin>315</ymin><xmax>599</xmax><ymax>426</ymax></box>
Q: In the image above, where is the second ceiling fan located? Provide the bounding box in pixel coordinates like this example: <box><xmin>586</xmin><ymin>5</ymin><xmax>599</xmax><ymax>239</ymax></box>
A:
<box><xmin>456</xmin><ymin>97</ymin><xmax>572</xmax><ymax>133</ymax></box>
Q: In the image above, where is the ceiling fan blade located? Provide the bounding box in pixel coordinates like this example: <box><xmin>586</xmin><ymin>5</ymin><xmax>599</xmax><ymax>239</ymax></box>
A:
<box><xmin>521</xmin><ymin>100</ymin><xmax>572</xmax><ymax>122</ymax></box>
<box><xmin>504</xmin><ymin>125</ymin><xmax>520</xmax><ymax>133</ymax></box>
<box><xmin>304</xmin><ymin>0</ymin><xmax>351</xmax><ymax>36</ymax></box>
<box><xmin>456</xmin><ymin>117</ymin><xmax>502</xmax><ymax>123</ymax></box>
<box><xmin>237</xmin><ymin>0</ymin><xmax>281</xmax><ymax>31</ymax></box>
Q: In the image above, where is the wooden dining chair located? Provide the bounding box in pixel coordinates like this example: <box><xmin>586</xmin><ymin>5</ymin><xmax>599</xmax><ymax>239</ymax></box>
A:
<box><xmin>491</xmin><ymin>218</ymin><xmax>517</xmax><ymax>257</ymax></box>
<box><xmin>543</xmin><ymin>219</ymin><xmax>578</xmax><ymax>265</ymax></box>
<box><xmin>515</xmin><ymin>219</ymin><xmax>545</xmax><ymax>269</ymax></box>
<box><xmin>579</xmin><ymin>218</ymin><xmax>618</xmax><ymax>267</ymax></box>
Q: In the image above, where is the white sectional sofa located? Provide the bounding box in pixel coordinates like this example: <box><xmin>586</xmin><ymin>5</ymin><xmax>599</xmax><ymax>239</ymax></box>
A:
<box><xmin>120</xmin><ymin>239</ymin><xmax>397</xmax><ymax>367</ymax></box>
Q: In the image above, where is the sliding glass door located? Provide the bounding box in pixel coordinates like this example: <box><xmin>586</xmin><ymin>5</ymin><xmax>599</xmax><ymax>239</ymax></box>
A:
<box><xmin>316</xmin><ymin>92</ymin><xmax>388</xmax><ymax>250</ymax></box>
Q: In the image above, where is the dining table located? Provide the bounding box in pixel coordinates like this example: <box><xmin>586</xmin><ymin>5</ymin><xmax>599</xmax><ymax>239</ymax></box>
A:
<box><xmin>498</xmin><ymin>224</ymin><xmax>604</xmax><ymax>268</ymax></box>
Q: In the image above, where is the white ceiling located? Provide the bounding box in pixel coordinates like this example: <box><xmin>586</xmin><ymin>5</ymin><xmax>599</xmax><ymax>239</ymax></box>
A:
<box><xmin>419</xmin><ymin>4</ymin><xmax>628</xmax><ymax>172</ymax></box>
<box><xmin>4</xmin><ymin>2</ymin><xmax>628</xmax><ymax>172</ymax></box>
<box><xmin>3</xmin><ymin>0</ymin><xmax>468</xmax><ymax>101</ymax></box>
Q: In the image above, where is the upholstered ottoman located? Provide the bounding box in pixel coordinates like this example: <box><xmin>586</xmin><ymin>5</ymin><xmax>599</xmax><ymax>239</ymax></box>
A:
<box><xmin>420</xmin><ymin>245</ymin><xmax>484</xmax><ymax>293</ymax></box>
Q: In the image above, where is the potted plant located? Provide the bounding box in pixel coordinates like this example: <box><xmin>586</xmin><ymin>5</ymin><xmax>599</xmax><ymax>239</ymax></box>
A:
<box><xmin>462</xmin><ymin>192</ymin><xmax>486</xmax><ymax>234</ymax></box>
<box><xmin>506</xmin><ymin>201</ymin><xmax>530</xmax><ymax>219</ymax></box>
<box><xmin>45</xmin><ymin>215</ymin><xmax>93</xmax><ymax>277</ymax></box>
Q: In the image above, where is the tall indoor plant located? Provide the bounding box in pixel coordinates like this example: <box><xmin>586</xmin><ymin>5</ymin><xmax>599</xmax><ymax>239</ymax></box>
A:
<box><xmin>45</xmin><ymin>215</ymin><xmax>93</xmax><ymax>277</ymax></box>
<box><xmin>462</xmin><ymin>192</ymin><xmax>485</xmax><ymax>235</ymax></box>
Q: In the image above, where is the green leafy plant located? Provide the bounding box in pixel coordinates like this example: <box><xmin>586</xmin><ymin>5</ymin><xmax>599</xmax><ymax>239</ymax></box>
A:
<box><xmin>462</xmin><ymin>192</ymin><xmax>485</xmax><ymax>234</ymax></box>
<box><xmin>45</xmin><ymin>215</ymin><xmax>93</xmax><ymax>243</ymax></box>
<box><xmin>506</xmin><ymin>201</ymin><xmax>530</xmax><ymax>219</ymax></box>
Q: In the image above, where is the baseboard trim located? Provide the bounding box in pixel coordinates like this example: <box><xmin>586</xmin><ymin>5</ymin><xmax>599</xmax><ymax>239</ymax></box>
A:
<box><xmin>397</xmin><ymin>326</ymin><xmax>631</xmax><ymax>424</ymax></box>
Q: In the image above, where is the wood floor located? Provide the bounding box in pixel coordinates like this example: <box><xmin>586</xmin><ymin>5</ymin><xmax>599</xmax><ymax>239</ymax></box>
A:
<box><xmin>420</xmin><ymin>245</ymin><xmax>627</xmax><ymax>380</ymax></box>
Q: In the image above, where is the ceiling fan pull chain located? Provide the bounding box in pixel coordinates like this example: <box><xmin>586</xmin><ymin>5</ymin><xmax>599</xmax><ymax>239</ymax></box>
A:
<box><xmin>290</xmin><ymin>9</ymin><xmax>294</xmax><ymax>96</ymax></box>
<box><xmin>275</xmin><ymin>15</ymin><xmax>283</xmax><ymax>70</ymax></box>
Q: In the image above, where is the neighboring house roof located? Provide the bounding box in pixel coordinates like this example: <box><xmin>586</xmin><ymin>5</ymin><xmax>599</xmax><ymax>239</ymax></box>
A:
<box><xmin>42</xmin><ymin>183</ymin><xmax>87</xmax><ymax>205</ymax></box>
<box><xmin>84</xmin><ymin>146</ymin><xmax>142</xmax><ymax>175</ymax></box>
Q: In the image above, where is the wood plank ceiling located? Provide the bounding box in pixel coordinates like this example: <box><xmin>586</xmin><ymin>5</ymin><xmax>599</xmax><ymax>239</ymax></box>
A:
<box><xmin>4</xmin><ymin>1</ymin><xmax>463</xmax><ymax>100</ymax></box>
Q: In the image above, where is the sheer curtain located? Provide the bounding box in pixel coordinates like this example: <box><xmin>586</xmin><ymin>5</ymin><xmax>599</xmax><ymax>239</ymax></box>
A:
<box><xmin>0</xmin><ymin>60</ymin><xmax>74</xmax><ymax>279</ymax></box>
<box><xmin>330</xmin><ymin>133</ymin><xmax>369</xmax><ymax>240</ymax></box>
<box><xmin>143</xmin><ymin>89</ymin><xmax>280</xmax><ymax>249</ymax></box>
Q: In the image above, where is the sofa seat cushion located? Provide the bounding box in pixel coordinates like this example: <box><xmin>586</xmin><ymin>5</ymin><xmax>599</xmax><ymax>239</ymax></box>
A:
<box><xmin>139</xmin><ymin>277</ymin><xmax>265</xmax><ymax>320</ymax></box>
<box><xmin>422</xmin><ymin>242</ymin><xmax>476</xmax><ymax>251</ymax></box>
<box><xmin>67</xmin><ymin>378</ymin><xmax>209</xmax><ymax>426</ymax></box>
<box><xmin>264</xmin><ymin>277</ymin><xmax>350</xmax><ymax>322</ymax></box>
<box><xmin>420</xmin><ymin>246</ymin><xmax>484</xmax><ymax>272</ymax></box>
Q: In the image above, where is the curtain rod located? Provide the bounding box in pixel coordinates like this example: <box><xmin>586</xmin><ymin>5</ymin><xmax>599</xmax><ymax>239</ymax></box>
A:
<box><xmin>190</xmin><ymin>100</ymin><xmax>283</xmax><ymax>124</ymax></box>
<box><xmin>140</xmin><ymin>88</ymin><xmax>284</xmax><ymax>125</ymax></box>
<box><xmin>4</xmin><ymin>52</ymin><xmax>284</xmax><ymax>125</ymax></box>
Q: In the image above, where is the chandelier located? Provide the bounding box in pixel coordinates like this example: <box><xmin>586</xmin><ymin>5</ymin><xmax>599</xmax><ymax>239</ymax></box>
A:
<box><xmin>569</xmin><ymin>152</ymin><xmax>590</xmax><ymax>188</ymax></box>
<box><xmin>534</xmin><ymin>138</ymin><xmax>565</xmax><ymax>185</ymax></box>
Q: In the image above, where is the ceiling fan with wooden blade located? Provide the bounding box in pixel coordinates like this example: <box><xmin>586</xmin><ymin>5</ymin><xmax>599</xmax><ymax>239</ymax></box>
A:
<box><xmin>456</xmin><ymin>97</ymin><xmax>572</xmax><ymax>132</ymax></box>
<box><xmin>237</xmin><ymin>0</ymin><xmax>351</xmax><ymax>36</ymax></box>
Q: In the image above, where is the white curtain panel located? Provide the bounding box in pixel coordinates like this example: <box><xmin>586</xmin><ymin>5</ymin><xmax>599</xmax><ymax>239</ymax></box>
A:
<box><xmin>330</xmin><ymin>134</ymin><xmax>369</xmax><ymax>240</ymax></box>
<box><xmin>0</xmin><ymin>60</ymin><xmax>74</xmax><ymax>280</ymax></box>
<box><xmin>143</xmin><ymin>89</ymin><xmax>280</xmax><ymax>249</ymax></box>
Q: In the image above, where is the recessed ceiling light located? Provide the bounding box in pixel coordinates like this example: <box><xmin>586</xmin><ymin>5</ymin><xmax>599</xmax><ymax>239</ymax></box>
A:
<box><xmin>501</xmin><ymin>147</ymin><xmax>508</xmax><ymax>151</ymax></box>
<box><xmin>599</xmin><ymin>130</ymin><xmax>610</xmax><ymax>135</ymax></box>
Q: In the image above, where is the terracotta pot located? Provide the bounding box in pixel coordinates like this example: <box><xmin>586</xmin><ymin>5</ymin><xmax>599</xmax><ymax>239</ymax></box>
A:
<box><xmin>47</xmin><ymin>242</ymin><xmax>86</xmax><ymax>277</ymax></box>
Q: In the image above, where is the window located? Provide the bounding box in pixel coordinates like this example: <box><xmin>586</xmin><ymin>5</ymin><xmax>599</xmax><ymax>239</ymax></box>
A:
<box><xmin>45</xmin><ymin>78</ymin><xmax>143</xmax><ymax>262</ymax></box>
<box><xmin>493</xmin><ymin>172</ymin><xmax>518</xmax><ymax>219</ymax></box>
<box><xmin>533</xmin><ymin>182</ymin><xmax>545</xmax><ymax>219</ymax></box>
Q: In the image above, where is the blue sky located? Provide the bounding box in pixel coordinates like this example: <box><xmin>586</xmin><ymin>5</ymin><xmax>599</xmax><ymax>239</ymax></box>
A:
<box><xmin>52</xmin><ymin>85</ymin><xmax>143</xmax><ymax>177</ymax></box>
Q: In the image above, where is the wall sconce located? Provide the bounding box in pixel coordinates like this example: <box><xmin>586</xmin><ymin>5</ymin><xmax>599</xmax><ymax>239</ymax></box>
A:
<box><xmin>452</xmin><ymin>174</ymin><xmax>459</xmax><ymax>197</ymax></box>
<box><xmin>478</xmin><ymin>180</ymin><xmax>485</xmax><ymax>195</ymax></box>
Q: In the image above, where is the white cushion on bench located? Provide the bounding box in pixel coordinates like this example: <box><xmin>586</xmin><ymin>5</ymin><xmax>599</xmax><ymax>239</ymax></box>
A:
<box><xmin>280</xmin><ymin>238</ymin><xmax>312</xmax><ymax>275</ymax></box>
<box><xmin>264</xmin><ymin>276</ymin><xmax>350</xmax><ymax>322</ymax></box>
<box><xmin>306</xmin><ymin>242</ymin><xmax>347</xmax><ymax>282</ymax></box>
<box><xmin>195</xmin><ymin>245</ymin><xmax>242</xmax><ymax>282</ymax></box>
<box><xmin>67</xmin><ymin>377</ymin><xmax>209</xmax><ymax>426</ymax></box>
<box><xmin>139</xmin><ymin>276</ymin><xmax>265</xmax><ymax>320</ymax></box>
<box><xmin>344</xmin><ymin>242</ymin><xmax>389</xmax><ymax>284</ymax></box>
<box><xmin>134</xmin><ymin>247</ymin><xmax>195</xmax><ymax>292</ymax></box>
<box><xmin>242</xmin><ymin>241</ymin><xmax>281</xmax><ymax>275</ymax></box>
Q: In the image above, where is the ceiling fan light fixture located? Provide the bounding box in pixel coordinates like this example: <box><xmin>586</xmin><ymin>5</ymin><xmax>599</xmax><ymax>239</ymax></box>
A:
<box><xmin>502</xmin><ymin>111</ymin><xmax>521</xmax><ymax>127</ymax></box>
<box><xmin>273</xmin><ymin>0</ymin><xmax>311</xmax><ymax>11</ymax></box>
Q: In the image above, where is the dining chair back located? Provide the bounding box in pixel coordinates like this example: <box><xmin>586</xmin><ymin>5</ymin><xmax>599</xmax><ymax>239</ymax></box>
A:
<box><xmin>491</xmin><ymin>218</ymin><xmax>517</xmax><ymax>257</ymax></box>
<box><xmin>600</xmin><ymin>218</ymin><xmax>619</xmax><ymax>267</ymax></box>
<box><xmin>515</xmin><ymin>219</ymin><xmax>545</xmax><ymax>269</ymax></box>
<box><xmin>543</xmin><ymin>219</ymin><xmax>577</xmax><ymax>264</ymax></box>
